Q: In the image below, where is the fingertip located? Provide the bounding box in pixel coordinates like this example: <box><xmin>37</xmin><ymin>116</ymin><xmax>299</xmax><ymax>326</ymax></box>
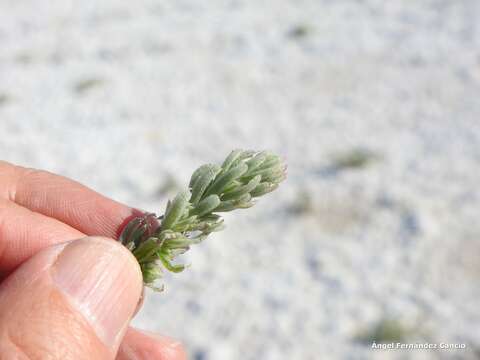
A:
<box><xmin>118</xmin><ymin>327</ymin><xmax>188</xmax><ymax>360</ymax></box>
<box><xmin>10</xmin><ymin>166</ymin><xmax>141</xmax><ymax>239</ymax></box>
<box><xmin>52</xmin><ymin>236</ymin><xmax>143</xmax><ymax>349</ymax></box>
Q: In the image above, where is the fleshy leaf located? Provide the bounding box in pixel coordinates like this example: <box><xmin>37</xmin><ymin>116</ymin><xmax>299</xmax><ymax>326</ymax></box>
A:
<box><xmin>205</xmin><ymin>163</ymin><xmax>248</xmax><ymax>197</ymax></box>
<box><xmin>189</xmin><ymin>164</ymin><xmax>221</xmax><ymax>205</ymax></box>
<box><xmin>191</xmin><ymin>194</ymin><xmax>221</xmax><ymax>217</ymax></box>
<box><xmin>161</xmin><ymin>190</ymin><xmax>190</xmax><ymax>230</ymax></box>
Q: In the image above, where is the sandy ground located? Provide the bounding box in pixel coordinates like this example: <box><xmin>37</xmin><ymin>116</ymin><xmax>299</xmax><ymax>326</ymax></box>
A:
<box><xmin>1</xmin><ymin>1</ymin><xmax>479</xmax><ymax>359</ymax></box>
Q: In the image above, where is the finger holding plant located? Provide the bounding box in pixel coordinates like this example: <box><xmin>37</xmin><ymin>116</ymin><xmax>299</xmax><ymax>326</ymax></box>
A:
<box><xmin>119</xmin><ymin>150</ymin><xmax>287</xmax><ymax>290</ymax></box>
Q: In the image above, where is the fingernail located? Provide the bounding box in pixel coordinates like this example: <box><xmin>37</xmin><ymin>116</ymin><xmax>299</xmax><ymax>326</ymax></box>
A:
<box><xmin>52</xmin><ymin>237</ymin><xmax>142</xmax><ymax>348</ymax></box>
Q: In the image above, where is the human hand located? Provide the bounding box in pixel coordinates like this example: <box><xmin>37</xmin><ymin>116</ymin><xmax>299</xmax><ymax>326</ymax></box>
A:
<box><xmin>0</xmin><ymin>161</ymin><xmax>187</xmax><ymax>359</ymax></box>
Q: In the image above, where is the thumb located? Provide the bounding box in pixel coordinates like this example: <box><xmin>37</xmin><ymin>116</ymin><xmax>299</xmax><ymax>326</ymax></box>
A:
<box><xmin>0</xmin><ymin>236</ymin><xmax>143</xmax><ymax>359</ymax></box>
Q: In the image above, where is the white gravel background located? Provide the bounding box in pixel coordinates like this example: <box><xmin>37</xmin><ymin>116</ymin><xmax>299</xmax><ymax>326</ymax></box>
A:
<box><xmin>1</xmin><ymin>1</ymin><xmax>479</xmax><ymax>359</ymax></box>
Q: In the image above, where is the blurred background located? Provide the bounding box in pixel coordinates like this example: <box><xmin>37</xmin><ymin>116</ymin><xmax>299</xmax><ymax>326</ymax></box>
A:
<box><xmin>1</xmin><ymin>1</ymin><xmax>479</xmax><ymax>359</ymax></box>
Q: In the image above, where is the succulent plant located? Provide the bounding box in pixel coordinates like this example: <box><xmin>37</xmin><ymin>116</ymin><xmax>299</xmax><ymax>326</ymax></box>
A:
<box><xmin>119</xmin><ymin>150</ymin><xmax>287</xmax><ymax>290</ymax></box>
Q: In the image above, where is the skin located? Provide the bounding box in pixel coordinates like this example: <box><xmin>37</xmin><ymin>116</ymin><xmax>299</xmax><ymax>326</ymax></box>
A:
<box><xmin>0</xmin><ymin>161</ymin><xmax>187</xmax><ymax>360</ymax></box>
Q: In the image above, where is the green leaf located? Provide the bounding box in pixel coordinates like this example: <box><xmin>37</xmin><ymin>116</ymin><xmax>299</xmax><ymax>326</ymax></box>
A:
<box><xmin>159</xmin><ymin>253</ymin><xmax>187</xmax><ymax>273</ymax></box>
<box><xmin>250</xmin><ymin>183</ymin><xmax>279</xmax><ymax>197</ymax></box>
<box><xmin>244</xmin><ymin>163</ymin><xmax>284</xmax><ymax>181</ymax></box>
<box><xmin>133</xmin><ymin>237</ymin><xmax>162</xmax><ymax>263</ymax></box>
<box><xmin>228</xmin><ymin>150</ymin><xmax>255</xmax><ymax>169</ymax></box>
<box><xmin>162</xmin><ymin>235</ymin><xmax>193</xmax><ymax>249</ymax></box>
<box><xmin>205</xmin><ymin>163</ymin><xmax>248</xmax><ymax>197</ymax></box>
<box><xmin>189</xmin><ymin>164</ymin><xmax>214</xmax><ymax>188</ymax></box>
<box><xmin>221</xmin><ymin>180</ymin><xmax>241</xmax><ymax>194</ymax></box>
<box><xmin>221</xmin><ymin>149</ymin><xmax>244</xmax><ymax>171</ymax></box>
<box><xmin>258</xmin><ymin>153</ymin><xmax>281</xmax><ymax>168</ymax></box>
<box><xmin>201</xmin><ymin>214</ymin><xmax>221</xmax><ymax>221</ymax></box>
<box><xmin>215</xmin><ymin>193</ymin><xmax>251</xmax><ymax>212</ymax></box>
<box><xmin>189</xmin><ymin>164</ymin><xmax>221</xmax><ymax>205</ymax></box>
<box><xmin>214</xmin><ymin>201</ymin><xmax>237</xmax><ymax>212</ymax></box>
<box><xmin>141</xmin><ymin>261</ymin><xmax>163</xmax><ymax>286</ymax></box>
<box><xmin>244</xmin><ymin>152</ymin><xmax>267</xmax><ymax>174</ymax></box>
<box><xmin>221</xmin><ymin>175</ymin><xmax>261</xmax><ymax>201</ymax></box>
<box><xmin>237</xmin><ymin>200</ymin><xmax>256</xmax><ymax>209</ymax></box>
<box><xmin>175</xmin><ymin>215</ymin><xmax>198</xmax><ymax>224</ymax></box>
<box><xmin>260</xmin><ymin>167</ymin><xmax>287</xmax><ymax>183</ymax></box>
<box><xmin>161</xmin><ymin>190</ymin><xmax>190</xmax><ymax>230</ymax></box>
<box><xmin>191</xmin><ymin>194</ymin><xmax>221</xmax><ymax>217</ymax></box>
<box><xmin>203</xmin><ymin>219</ymin><xmax>225</xmax><ymax>233</ymax></box>
<box><xmin>268</xmin><ymin>171</ymin><xmax>288</xmax><ymax>184</ymax></box>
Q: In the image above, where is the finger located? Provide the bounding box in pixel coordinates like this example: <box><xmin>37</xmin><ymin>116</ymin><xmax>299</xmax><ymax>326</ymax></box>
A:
<box><xmin>0</xmin><ymin>236</ymin><xmax>142</xmax><ymax>359</ymax></box>
<box><xmin>117</xmin><ymin>328</ymin><xmax>187</xmax><ymax>360</ymax></box>
<box><xmin>0</xmin><ymin>197</ymin><xmax>84</xmax><ymax>274</ymax></box>
<box><xmin>0</xmin><ymin>161</ymin><xmax>139</xmax><ymax>238</ymax></box>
